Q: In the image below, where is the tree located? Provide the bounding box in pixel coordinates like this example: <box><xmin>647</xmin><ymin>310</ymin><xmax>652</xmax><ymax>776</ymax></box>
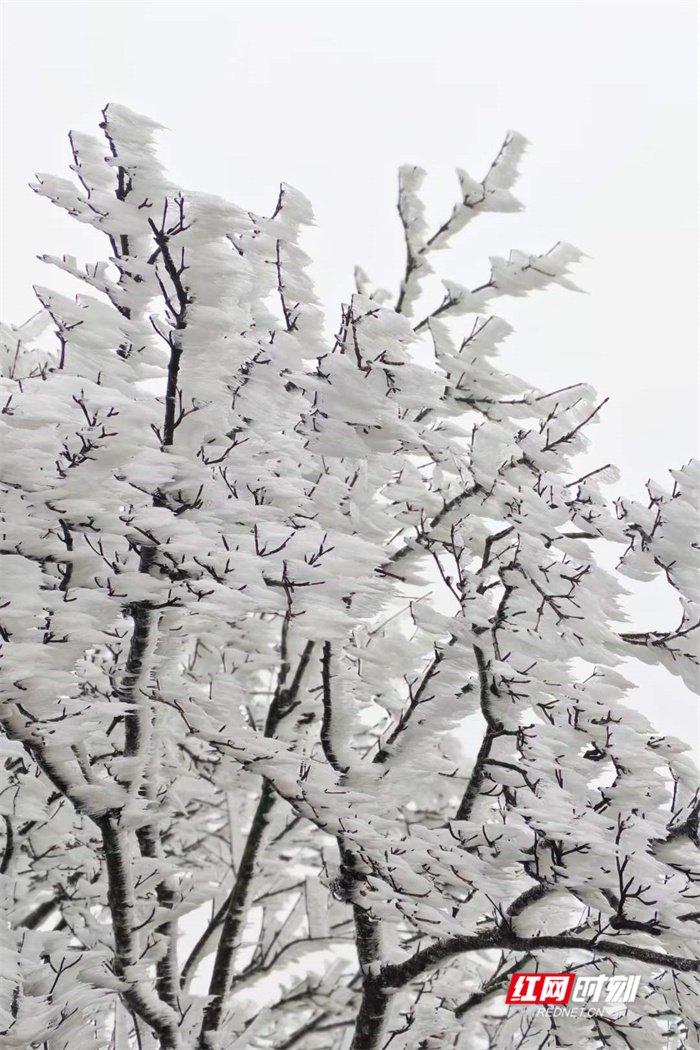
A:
<box><xmin>0</xmin><ymin>105</ymin><xmax>697</xmax><ymax>1050</ymax></box>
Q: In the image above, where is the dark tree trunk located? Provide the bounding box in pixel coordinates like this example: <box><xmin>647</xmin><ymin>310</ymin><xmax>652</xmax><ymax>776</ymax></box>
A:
<box><xmin>350</xmin><ymin>980</ymin><xmax>391</xmax><ymax>1050</ymax></box>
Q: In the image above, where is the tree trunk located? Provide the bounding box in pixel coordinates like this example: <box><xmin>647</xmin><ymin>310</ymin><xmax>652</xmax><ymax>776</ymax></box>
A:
<box><xmin>350</xmin><ymin>980</ymin><xmax>391</xmax><ymax>1050</ymax></box>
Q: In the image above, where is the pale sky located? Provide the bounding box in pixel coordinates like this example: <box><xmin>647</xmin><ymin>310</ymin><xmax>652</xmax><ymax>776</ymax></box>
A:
<box><xmin>1</xmin><ymin>0</ymin><xmax>698</xmax><ymax>746</ymax></box>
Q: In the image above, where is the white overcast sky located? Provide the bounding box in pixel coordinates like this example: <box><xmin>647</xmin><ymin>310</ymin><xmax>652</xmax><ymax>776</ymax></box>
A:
<box><xmin>1</xmin><ymin>0</ymin><xmax>698</xmax><ymax>745</ymax></box>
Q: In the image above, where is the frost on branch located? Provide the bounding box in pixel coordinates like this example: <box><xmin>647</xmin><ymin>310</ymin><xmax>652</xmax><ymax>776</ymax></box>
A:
<box><xmin>0</xmin><ymin>106</ymin><xmax>697</xmax><ymax>1050</ymax></box>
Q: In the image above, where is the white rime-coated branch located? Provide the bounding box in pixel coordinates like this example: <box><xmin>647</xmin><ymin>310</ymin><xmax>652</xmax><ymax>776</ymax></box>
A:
<box><xmin>0</xmin><ymin>106</ymin><xmax>697</xmax><ymax>1050</ymax></box>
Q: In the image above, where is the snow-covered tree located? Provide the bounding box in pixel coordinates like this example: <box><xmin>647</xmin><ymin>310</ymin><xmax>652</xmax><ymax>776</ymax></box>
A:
<box><xmin>0</xmin><ymin>106</ymin><xmax>697</xmax><ymax>1050</ymax></box>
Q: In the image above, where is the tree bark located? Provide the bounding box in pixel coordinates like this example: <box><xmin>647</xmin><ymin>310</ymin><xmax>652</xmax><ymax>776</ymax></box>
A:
<box><xmin>197</xmin><ymin>778</ymin><xmax>276</xmax><ymax>1044</ymax></box>
<box><xmin>100</xmin><ymin>818</ymin><xmax>181</xmax><ymax>1050</ymax></box>
<box><xmin>197</xmin><ymin>640</ymin><xmax>315</xmax><ymax>1046</ymax></box>
<box><xmin>350</xmin><ymin>980</ymin><xmax>391</xmax><ymax>1050</ymax></box>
